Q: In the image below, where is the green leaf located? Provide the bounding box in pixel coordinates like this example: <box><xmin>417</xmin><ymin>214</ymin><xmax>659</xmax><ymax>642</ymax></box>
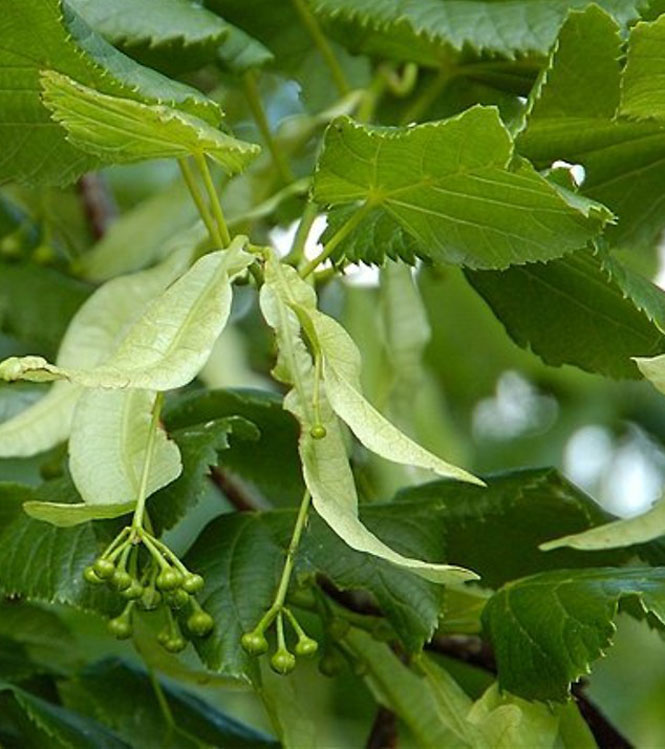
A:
<box><xmin>69</xmin><ymin>389</ymin><xmax>182</xmax><ymax>506</ymax></box>
<box><xmin>59</xmin><ymin>658</ymin><xmax>279</xmax><ymax>748</ymax></box>
<box><xmin>260</xmin><ymin>250</ymin><xmax>477</xmax><ymax>583</ymax></box>
<box><xmin>148</xmin><ymin>415</ymin><xmax>259</xmax><ymax>533</ymax></box>
<box><xmin>313</xmin><ymin>110</ymin><xmax>612</xmax><ymax>270</ymax></box>
<box><xmin>42</xmin><ymin>72</ymin><xmax>260</xmax><ymax>172</ymax></box>
<box><xmin>483</xmin><ymin>567</ymin><xmax>665</xmax><ymax>701</ymax></box>
<box><xmin>0</xmin><ymin>238</ymin><xmax>253</xmax><ymax>390</ymax></box>
<box><xmin>309</xmin><ymin>0</ymin><xmax>645</xmax><ymax>64</ymax></box>
<box><xmin>621</xmin><ymin>15</ymin><xmax>665</xmax><ymax>122</ymax></box>
<box><xmin>466</xmin><ymin>248</ymin><xmax>665</xmax><ymax>379</ymax></box>
<box><xmin>0</xmin><ymin>262</ymin><xmax>90</xmax><ymax>357</ymax></box>
<box><xmin>162</xmin><ymin>388</ymin><xmax>304</xmax><ymax>507</ymax></box>
<box><xmin>323</xmin><ymin>205</ymin><xmax>420</xmax><ymax>266</ymax></box>
<box><xmin>0</xmin><ymin>0</ymin><xmax>220</xmax><ymax>185</ymax></box>
<box><xmin>23</xmin><ymin>499</ymin><xmax>135</xmax><ymax>528</ymax></box>
<box><xmin>216</xmin><ymin>23</ymin><xmax>274</xmax><ymax>74</ymax></box>
<box><xmin>396</xmin><ymin>468</ymin><xmax>631</xmax><ymax>589</ymax></box>
<box><xmin>0</xmin><ymin>682</ymin><xmax>129</xmax><ymax>749</ymax></box>
<box><xmin>68</xmin><ymin>0</ymin><xmax>231</xmax><ymax>75</ymax></box>
<box><xmin>516</xmin><ymin>6</ymin><xmax>665</xmax><ymax>249</ymax></box>
<box><xmin>0</xmin><ymin>482</ymin><xmax>116</xmax><ymax>613</ymax></box>
<box><xmin>0</xmin><ymin>251</ymin><xmax>187</xmax><ymax>457</ymax></box>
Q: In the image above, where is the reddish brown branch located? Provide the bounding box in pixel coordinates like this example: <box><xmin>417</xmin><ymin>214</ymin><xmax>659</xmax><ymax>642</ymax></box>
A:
<box><xmin>77</xmin><ymin>173</ymin><xmax>116</xmax><ymax>240</ymax></box>
<box><xmin>366</xmin><ymin>707</ymin><xmax>398</xmax><ymax>749</ymax></box>
<box><xmin>208</xmin><ymin>466</ymin><xmax>257</xmax><ymax>512</ymax></box>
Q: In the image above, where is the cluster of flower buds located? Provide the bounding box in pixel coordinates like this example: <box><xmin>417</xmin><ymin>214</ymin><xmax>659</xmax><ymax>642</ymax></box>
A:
<box><xmin>83</xmin><ymin>525</ymin><xmax>214</xmax><ymax>652</ymax></box>
<box><xmin>241</xmin><ymin>606</ymin><xmax>318</xmax><ymax>675</ymax></box>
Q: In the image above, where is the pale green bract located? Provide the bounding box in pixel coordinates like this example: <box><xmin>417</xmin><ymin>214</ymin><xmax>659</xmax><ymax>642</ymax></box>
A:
<box><xmin>0</xmin><ymin>237</ymin><xmax>253</xmax><ymax>391</ymax></box>
<box><xmin>41</xmin><ymin>72</ymin><xmax>260</xmax><ymax>173</ymax></box>
<box><xmin>22</xmin><ymin>500</ymin><xmax>135</xmax><ymax>528</ymax></box>
<box><xmin>312</xmin><ymin>108</ymin><xmax>614</xmax><ymax>270</ymax></box>
<box><xmin>260</xmin><ymin>249</ymin><xmax>478</xmax><ymax>583</ymax></box>
<box><xmin>0</xmin><ymin>251</ymin><xmax>189</xmax><ymax>458</ymax></box>
<box><xmin>69</xmin><ymin>389</ymin><xmax>182</xmax><ymax>506</ymax></box>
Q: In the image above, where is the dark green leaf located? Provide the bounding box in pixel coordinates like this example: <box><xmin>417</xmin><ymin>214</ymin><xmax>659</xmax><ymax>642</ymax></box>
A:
<box><xmin>466</xmin><ymin>248</ymin><xmax>665</xmax><ymax>379</ymax></box>
<box><xmin>149</xmin><ymin>415</ymin><xmax>259</xmax><ymax>533</ymax></box>
<box><xmin>163</xmin><ymin>388</ymin><xmax>305</xmax><ymax>507</ymax></box>
<box><xmin>60</xmin><ymin>658</ymin><xmax>279</xmax><ymax>747</ymax></box>
<box><xmin>0</xmin><ymin>263</ymin><xmax>91</xmax><ymax>358</ymax></box>
<box><xmin>483</xmin><ymin>567</ymin><xmax>665</xmax><ymax>701</ymax></box>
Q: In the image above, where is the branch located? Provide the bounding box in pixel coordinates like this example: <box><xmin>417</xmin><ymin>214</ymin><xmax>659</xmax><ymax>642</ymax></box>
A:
<box><xmin>208</xmin><ymin>466</ymin><xmax>258</xmax><ymax>512</ymax></box>
<box><xmin>77</xmin><ymin>173</ymin><xmax>116</xmax><ymax>240</ymax></box>
<box><xmin>366</xmin><ymin>707</ymin><xmax>398</xmax><ymax>749</ymax></box>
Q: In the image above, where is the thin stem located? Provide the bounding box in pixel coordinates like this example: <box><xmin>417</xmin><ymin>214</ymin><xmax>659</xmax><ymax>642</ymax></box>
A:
<box><xmin>312</xmin><ymin>352</ymin><xmax>323</xmax><ymax>426</ymax></box>
<box><xmin>194</xmin><ymin>153</ymin><xmax>231</xmax><ymax>247</ymax></box>
<box><xmin>131</xmin><ymin>392</ymin><xmax>165</xmax><ymax>533</ymax></box>
<box><xmin>243</xmin><ymin>70</ymin><xmax>295</xmax><ymax>185</ymax></box>
<box><xmin>148</xmin><ymin>667</ymin><xmax>176</xmax><ymax>734</ymax></box>
<box><xmin>400</xmin><ymin>67</ymin><xmax>449</xmax><ymax>125</ymax></box>
<box><xmin>357</xmin><ymin>72</ymin><xmax>387</xmax><ymax>124</ymax></box>
<box><xmin>291</xmin><ymin>0</ymin><xmax>350</xmax><ymax>96</ymax></box>
<box><xmin>178</xmin><ymin>158</ymin><xmax>222</xmax><ymax>246</ymax></box>
<box><xmin>285</xmin><ymin>201</ymin><xmax>319</xmax><ymax>267</ymax></box>
<box><xmin>274</xmin><ymin>489</ymin><xmax>312</xmax><ymax>610</ymax></box>
<box><xmin>299</xmin><ymin>201</ymin><xmax>373</xmax><ymax>278</ymax></box>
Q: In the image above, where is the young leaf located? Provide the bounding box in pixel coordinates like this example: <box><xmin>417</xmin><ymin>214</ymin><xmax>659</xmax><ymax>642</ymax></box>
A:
<box><xmin>516</xmin><ymin>6</ymin><xmax>665</xmax><ymax>249</ymax></box>
<box><xmin>313</xmin><ymin>109</ymin><xmax>612</xmax><ymax>270</ymax></box>
<box><xmin>260</xmin><ymin>250</ymin><xmax>478</xmax><ymax>583</ymax></box>
<box><xmin>483</xmin><ymin>567</ymin><xmax>665</xmax><ymax>701</ymax></box>
<box><xmin>0</xmin><ymin>238</ymin><xmax>254</xmax><ymax>390</ymax></box>
<box><xmin>466</xmin><ymin>248</ymin><xmax>665</xmax><ymax>379</ymax></box>
<box><xmin>0</xmin><ymin>251</ymin><xmax>188</xmax><ymax>457</ymax></box>
<box><xmin>0</xmin><ymin>0</ymin><xmax>220</xmax><ymax>185</ymax></box>
<box><xmin>621</xmin><ymin>15</ymin><xmax>665</xmax><ymax>122</ymax></box>
<box><xmin>68</xmin><ymin>389</ymin><xmax>182</xmax><ymax>506</ymax></box>
<box><xmin>42</xmin><ymin>72</ymin><xmax>260</xmax><ymax>173</ymax></box>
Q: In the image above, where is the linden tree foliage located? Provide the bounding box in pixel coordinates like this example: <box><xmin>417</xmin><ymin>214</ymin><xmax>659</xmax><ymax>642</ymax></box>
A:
<box><xmin>4</xmin><ymin>0</ymin><xmax>665</xmax><ymax>745</ymax></box>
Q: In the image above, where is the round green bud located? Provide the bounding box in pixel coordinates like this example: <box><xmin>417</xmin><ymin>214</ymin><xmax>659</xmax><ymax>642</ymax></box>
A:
<box><xmin>156</xmin><ymin>568</ymin><xmax>183</xmax><ymax>591</ymax></box>
<box><xmin>139</xmin><ymin>588</ymin><xmax>162</xmax><ymax>611</ymax></box>
<box><xmin>328</xmin><ymin>617</ymin><xmax>350</xmax><ymax>641</ymax></box>
<box><xmin>241</xmin><ymin>631</ymin><xmax>269</xmax><ymax>656</ymax></box>
<box><xmin>121</xmin><ymin>581</ymin><xmax>144</xmax><ymax>600</ymax></box>
<box><xmin>270</xmin><ymin>649</ymin><xmax>296</xmax><ymax>675</ymax></box>
<box><xmin>111</xmin><ymin>570</ymin><xmax>132</xmax><ymax>591</ymax></box>
<box><xmin>165</xmin><ymin>589</ymin><xmax>190</xmax><ymax>610</ymax></box>
<box><xmin>295</xmin><ymin>637</ymin><xmax>318</xmax><ymax>657</ymax></box>
<box><xmin>108</xmin><ymin>616</ymin><xmax>132</xmax><ymax>640</ymax></box>
<box><xmin>182</xmin><ymin>574</ymin><xmax>205</xmax><ymax>594</ymax></box>
<box><xmin>310</xmin><ymin>424</ymin><xmax>327</xmax><ymax>440</ymax></box>
<box><xmin>318</xmin><ymin>651</ymin><xmax>344</xmax><ymax>678</ymax></box>
<box><xmin>93</xmin><ymin>558</ymin><xmax>116</xmax><ymax>579</ymax></box>
<box><xmin>157</xmin><ymin>629</ymin><xmax>171</xmax><ymax>646</ymax></box>
<box><xmin>163</xmin><ymin>636</ymin><xmax>187</xmax><ymax>654</ymax></box>
<box><xmin>83</xmin><ymin>566</ymin><xmax>103</xmax><ymax>585</ymax></box>
<box><xmin>187</xmin><ymin>611</ymin><xmax>214</xmax><ymax>637</ymax></box>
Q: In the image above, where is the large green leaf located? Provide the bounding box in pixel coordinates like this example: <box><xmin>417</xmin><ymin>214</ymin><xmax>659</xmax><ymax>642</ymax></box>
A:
<box><xmin>0</xmin><ymin>0</ymin><xmax>219</xmax><ymax>185</ymax></box>
<box><xmin>148</xmin><ymin>415</ymin><xmax>259</xmax><ymax>534</ymax></box>
<box><xmin>42</xmin><ymin>71</ymin><xmax>260</xmax><ymax>173</ymax></box>
<box><xmin>59</xmin><ymin>658</ymin><xmax>279</xmax><ymax>748</ymax></box>
<box><xmin>0</xmin><ymin>238</ymin><xmax>253</xmax><ymax>390</ymax></box>
<box><xmin>313</xmin><ymin>109</ymin><xmax>612</xmax><ymax>270</ymax></box>
<box><xmin>68</xmin><ymin>0</ymin><xmax>231</xmax><ymax>75</ymax></box>
<box><xmin>0</xmin><ymin>262</ymin><xmax>90</xmax><ymax>357</ymax></box>
<box><xmin>621</xmin><ymin>14</ymin><xmax>665</xmax><ymax>121</ymax></box>
<box><xmin>483</xmin><ymin>567</ymin><xmax>665</xmax><ymax>701</ymax></box>
<box><xmin>396</xmin><ymin>467</ymin><xmax>631</xmax><ymax>589</ymax></box>
<box><xmin>162</xmin><ymin>388</ymin><xmax>304</xmax><ymax>507</ymax></box>
<box><xmin>260</xmin><ymin>250</ymin><xmax>476</xmax><ymax>583</ymax></box>
<box><xmin>517</xmin><ymin>6</ymin><xmax>665</xmax><ymax>249</ymax></box>
<box><xmin>309</xmin><ymin>0</ymin><xmax>646</xmax><ymax>64</ymax></box>
<box><xmin>0</xmin><ymin>251</ymin><xmax>187</xmax><ymax>457</ymax></box>
<box><xmin>466</xmin><ymin>248</ymin><xmax>665</xmax><ymax>379</ymax></box>
<box><xmin>0</xmin><ymin>682</ymin><xmax>129</xmax><ymax>749</ymax></box>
